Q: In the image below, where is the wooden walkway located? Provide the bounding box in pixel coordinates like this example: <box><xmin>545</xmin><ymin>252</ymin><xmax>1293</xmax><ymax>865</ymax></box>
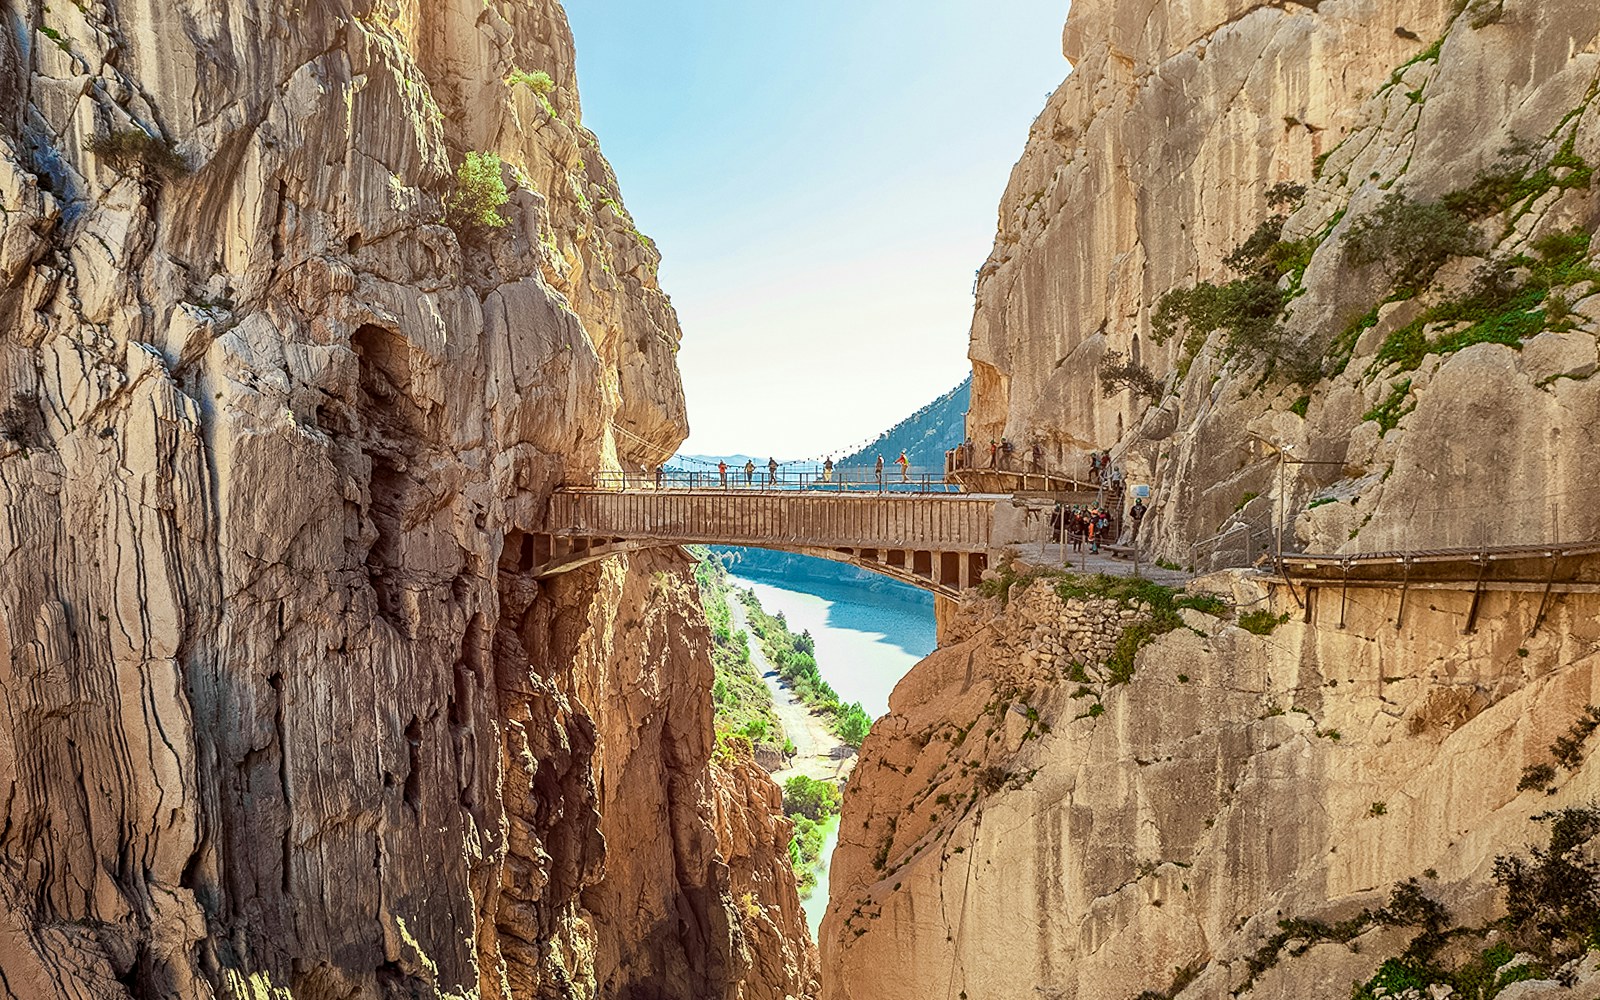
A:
<box><xmin>1275</xmin><ymin>541</ymin><xmax>1600</xmax><ymax>633</ymax></box>
<box><xmin>535</xmin><ymin>488</ymin><xmax>999</xmax><ymax>597</ymax></box>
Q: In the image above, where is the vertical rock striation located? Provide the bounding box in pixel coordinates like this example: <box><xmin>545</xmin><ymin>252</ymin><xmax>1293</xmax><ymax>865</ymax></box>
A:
<box><xmin>0</xmin><ymin>1</ymin><xmax>813</xmax><ymax>998</ymax></box>
<box><xmin>822</xmin><ymin>576</ymin><xmax>1600</xmax><ymax>999</ymax></box>
<box><xmin>968</xmin><ymin>0</ymin><xmax>1600</xmax><ymax>562</ymax></box>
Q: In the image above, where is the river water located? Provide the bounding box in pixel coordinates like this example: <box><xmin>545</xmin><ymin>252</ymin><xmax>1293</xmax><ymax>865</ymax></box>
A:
<box><xmin>728</xmin><ymin>566</ymin><xmax>937</xmax><ymax>936</ymax></box>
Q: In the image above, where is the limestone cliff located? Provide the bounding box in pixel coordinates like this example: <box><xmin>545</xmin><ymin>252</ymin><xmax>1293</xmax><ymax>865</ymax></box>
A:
<box><xmin>968</xmin><ymin>0</ymin><xmax>1600</xmax><ymax>563</ymax></box>
<box><xmin>0</xmin><ymin>1</ymin><xmax>813</xmax><ymax>998</ymax></box>
<box><xmin>822</xmin><ymin>2</ymin><xmax>1600</xmax><ymax>996</ymax></box>
<box><xmin>822</xmin><ymin>575</ymin><xmax>1600</xmax><ymax>999</ymax></box>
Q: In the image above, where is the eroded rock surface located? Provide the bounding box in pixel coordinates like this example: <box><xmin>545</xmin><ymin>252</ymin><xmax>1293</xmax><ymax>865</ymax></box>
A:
<box><xmin>822</xmin><ymin>575</ymin><xmax>1600</xmax><ymax>999</ymax></box>
<box><xmin>0</xmin><ymin>2</ymin><xmax>812</xmax><ymax>998</ymax></box>
<box><xmin>968</xmin><ymin>0</ymin><xmax>1600</xmax><ymax>562</ymax></box>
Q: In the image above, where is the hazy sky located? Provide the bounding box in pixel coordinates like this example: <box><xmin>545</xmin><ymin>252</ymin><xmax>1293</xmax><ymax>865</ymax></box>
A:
<box><xmin>565</xmin><ymin>1</ymin><xmax>1072</xmax><ymax>458</ymax></box>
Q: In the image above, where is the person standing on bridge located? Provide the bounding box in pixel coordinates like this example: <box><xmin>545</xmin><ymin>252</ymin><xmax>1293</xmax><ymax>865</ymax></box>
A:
<box><xmin>719</xmin><ymin>460</ymin><xmax>728</xmax><ymax>488</ymax></box>
<box><xmin>768</xmin><ymin>457</ymin><xmax>779</xmax><ymax>486</ymax></box>
<box><xmin>823</xmin><ymin>456</ymin><xmax>834</xmax><ymax>482</ymax></box>
<box><xmin>744</xmin><ymin>459</ymin><xmax>755</xmax><ymax>485</ymax></box>
<box><xmin>897</xmin><ymin>450</ymin><xmax>910</xmax><ymax>482</ymax></box>
<box><xmin>875</xmin><ymin>454</ymin><xmax>884</xmax><ymax>489</ymax></box>
<box><xmin>654</xmin><ymin>465</ymin><xmax>663</xmax><ymax>490</ymax></box>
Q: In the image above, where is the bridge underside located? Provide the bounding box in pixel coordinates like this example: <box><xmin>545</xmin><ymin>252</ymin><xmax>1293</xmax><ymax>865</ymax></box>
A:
<box><xmin>523</xmin><ymin>534</ymin><xmax>986</xmax><ymax>599</ymax></box>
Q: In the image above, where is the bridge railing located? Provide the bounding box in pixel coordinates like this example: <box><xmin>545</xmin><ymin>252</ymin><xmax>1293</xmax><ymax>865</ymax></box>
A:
<box><xmin>549</xmin><ymin>489</ymin><xmax>998</xmax><ymax>552</ymax></box>
<box><xmin>580</xmin><ymin>467</ymin><xmax>965</xmax><ymax>494</ymax></box>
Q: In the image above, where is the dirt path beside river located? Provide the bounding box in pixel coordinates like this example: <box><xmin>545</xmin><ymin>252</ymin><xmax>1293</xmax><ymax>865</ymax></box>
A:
<box><xmin>728</xmin><ymin>596</ymin><xmax>854</xmax><ymax>785</ymax></box>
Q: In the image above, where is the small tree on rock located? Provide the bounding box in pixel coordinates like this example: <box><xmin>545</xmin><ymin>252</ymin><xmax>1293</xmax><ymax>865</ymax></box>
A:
<box><xmin>445</xmin><ymin>151</ymin><xmax>510</xmax><ymax>233</ymax></box>
<box><xmin>1099</xmin><ymin>350</ymin><xmax>1162</xmax><ymax>400</ymax></box>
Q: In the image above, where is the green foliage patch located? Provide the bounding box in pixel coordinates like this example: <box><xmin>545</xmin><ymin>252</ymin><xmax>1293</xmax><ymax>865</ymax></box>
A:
<box><xmin>1237</xmin><ymin>609</ymin><xmax>1290</xmax><ymax>635</ymax></box>
<box><xmin>1362</xmin><ymin>378</ymin><xmax>1416</xmax><ymax>435</ymax></box>
<box><xmin>445</xmin><ymin>151</ymin><xmax>509</xmax><ymax>232</ymax></box>
<box><xmin>1369</xmin><ymin>229</ymin><xmax>1598</xmax><ymax>374</ymax></box>
<box><xmin>1153</xmin><ymin>198</ymin><xmax>1323</xmax><ymax>383</ymax></box>
<box><xmin>1342</xmin><ymin>192</ymin><xmax>1483</xmax><ymax>296</ymax></box>
<box><xmin>1099</xmin><ymin>349</ymin><xmax>1163</xmax><ymax>400</ymax></box>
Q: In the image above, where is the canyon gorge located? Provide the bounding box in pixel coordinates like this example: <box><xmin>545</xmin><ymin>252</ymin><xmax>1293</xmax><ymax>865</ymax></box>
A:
<box><xmin>3</xmin><ymin>0</ymin><xmax>1600</xmax><ymax>999</ymax></box>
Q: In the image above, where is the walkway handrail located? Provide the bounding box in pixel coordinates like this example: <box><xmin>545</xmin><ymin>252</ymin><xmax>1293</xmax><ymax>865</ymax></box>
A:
<box><xmin>578</xmin><ymin>468</ymin><xmax>966</xmax><ymax>494</ymax></box>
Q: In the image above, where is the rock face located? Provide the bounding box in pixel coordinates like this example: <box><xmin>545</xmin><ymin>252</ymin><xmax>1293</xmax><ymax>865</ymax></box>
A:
<box><xmin>968</xmin><ymin>0</ymin><xmax>1600</xmax><ymax>563</ymax></box>
<box><xmin>0</xmin><ymin>2</ymin><xmax>813</xmax><ymax>998</ymax></box>
<box><xmin>832</xmin><ymin>3</ymin><xmax>1600</xmax><ymax>990</ymax></box>
<box><xmin>821</xmin><ymin>575</ymin><xmax>1600</xmax><ymax>999</ymax></box>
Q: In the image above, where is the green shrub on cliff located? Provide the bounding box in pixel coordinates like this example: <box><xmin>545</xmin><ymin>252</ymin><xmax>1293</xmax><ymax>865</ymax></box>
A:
<box><xmin>445</xmin><ymin>151</ymin><xmax>509</xmax><ymax>232</ymax></box>
<box><xmin>507</xmin><ymin>68</ymin><xmax>555</xmax><ymax>95</ymax></box>
<box><xmin>1151</xmin><ymin>198</ymin><xmax>1322</xmax><ymax>382</ymax></box>
<box><xmin>1368</xmin><ymin>229</ymin><xmax>1598</xmax><ymax>374</ymax></box>
<box><xmin>1341</xmin><ymin>192</ymin><xmax>1482</xmax><ymax>295</ymax></box>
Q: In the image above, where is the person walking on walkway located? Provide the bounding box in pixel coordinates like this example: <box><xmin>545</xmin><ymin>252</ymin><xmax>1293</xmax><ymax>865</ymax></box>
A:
<box><xmin>1089</xmin><ymin>451</ymin><xmax>1103</xmax><ymax>482</ymax></box>
<box><xmin>1032</xmin><ymin>440</ymin><xmax>1044</xmax><ymax>474</ymax></box>
<box><xmin>719</xmin><ymin>460</ymin><xmax>728</xmax><ymax>488</ymax></box>
<box><xmin>875</xmin><ymin>454</ymin><xmax>884</xmax><ymax>489</ymax></box>
<box><xmin>768</xmin><ymin>457</ymin><xmax>778</xmax><ymax>486</ymax></box>
<box><xmin>896</xmin><ymin>450</ymin><xmax>910</xmax><ymax>483</ymax></box>
<box><xmin>654</xmin><ymin>465</ymin><xmax>663</xmax><ymax>490</ymax></box>
<box><xmin>989</xmin><ymin>440</ymin><xmax>998</xmax><ymax>468</ymax></box>
<box><xmin>1129</xmin><ymin>497</ymin><xmax>1148</xmax><ymax>541</ymax></box>
<box><xmin>744</xmin><ymin>459</ymin><xmax>755</xmax><ymax>485</ymax></box>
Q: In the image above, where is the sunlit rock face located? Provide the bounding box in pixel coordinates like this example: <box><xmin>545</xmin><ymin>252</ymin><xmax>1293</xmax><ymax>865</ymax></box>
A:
<box><xmin>0</xmin><ymin>1</ymin><xmax>813</xmax><ymax>997</ymax></box>
<box><xmin>821</xmin><ymin>575</ymin><xmax>1600</xmax><ymax>1000</ymax></box>
<box><xmin>817</xmin><ymin>0</ymin><xmax>1600</xmax><ymax>997</ymax></box>
<box><xmin>968</xmin><ymin>0</ymin><xmax>1600</xmax><ymax>564</ymax></box>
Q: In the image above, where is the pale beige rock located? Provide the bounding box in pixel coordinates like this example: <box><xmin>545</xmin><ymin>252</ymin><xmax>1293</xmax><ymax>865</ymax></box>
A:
<box><xmin>1522</xmin><ymin>330</ymin><xmax>1599</xmax><ymax>382</ymax></box>
<box><xmin>821</xmin><ymin>576</ymin><xmax>1600</xmax><ymax>1000</ymax></box>
<box><xmin>967</xmin><ymin>0</ymin><xmax>1600</xmax><ymax>565</ymax></box>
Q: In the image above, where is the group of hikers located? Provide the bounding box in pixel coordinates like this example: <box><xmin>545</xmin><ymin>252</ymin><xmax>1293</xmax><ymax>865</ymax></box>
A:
<box><xmin>1052</xmin><ymin>496</ymin><xmax>1147</xmax><ymax>554</ymax></box>
<box><xmin>652</xmin><ymin>442</ymin><xmax>1154</xmax><ymax>551</ymax></box>
<box><xmin>951</xmin><ymin>436</ymin><xmax>1047</xmax><ymax>474</ymax></box>
<box><xmin>670</xmin><ymin>450</ymin><xmax>917</xmax><ymax>489</ymax></box>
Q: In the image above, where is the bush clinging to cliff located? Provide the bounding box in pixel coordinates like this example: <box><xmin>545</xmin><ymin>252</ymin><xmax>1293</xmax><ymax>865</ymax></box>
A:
<box><xmin>445</xmin><ymin>151</ymin><xmax>510</xmax><ymax>232</ymax></box>
<box><xmin>1099</xmin><ymin>350</ymin><xmax>1163</xmax><ymax>400</ymax></box>
<box><xmin>1341</xmin><ymin>192</ymin><xmax>1482</xmax><ymax>295</ymax></box>
<box><xmin>86</xmin><ymin>129</ymin><xmax>189</xmax><ymax>178</ymax></box>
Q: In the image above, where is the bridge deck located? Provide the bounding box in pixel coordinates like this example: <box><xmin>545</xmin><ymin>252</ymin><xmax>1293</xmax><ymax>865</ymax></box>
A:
<box><xmin>550</xmin><ymin>489</ymin><xmax>999</xmax><ymax>551</ymax></box>
<box><xmin>540</xmin><ymin>488</ymin><xmax>1002</xmax><ymax>596</ymax></box>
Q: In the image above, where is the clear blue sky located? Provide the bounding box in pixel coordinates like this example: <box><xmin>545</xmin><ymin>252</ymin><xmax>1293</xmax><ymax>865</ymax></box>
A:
<box><xmin>565</xmin><ymin>1</ymin><xmax>1072</xmax><ymax>458</ymax></box>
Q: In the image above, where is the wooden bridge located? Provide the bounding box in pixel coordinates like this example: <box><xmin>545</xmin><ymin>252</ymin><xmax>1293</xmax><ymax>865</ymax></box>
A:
<box><xmin>532</xmin><ymin>487</ymin><xmax>1000</xmax><ymax>598</ymax></box>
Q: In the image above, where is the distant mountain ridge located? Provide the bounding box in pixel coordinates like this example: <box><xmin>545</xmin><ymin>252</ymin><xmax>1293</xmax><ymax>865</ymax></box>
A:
<box><xmin>838</xmin><ymin>376</ymin><xmax>970</xmax><ymax>471</ymax></box>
